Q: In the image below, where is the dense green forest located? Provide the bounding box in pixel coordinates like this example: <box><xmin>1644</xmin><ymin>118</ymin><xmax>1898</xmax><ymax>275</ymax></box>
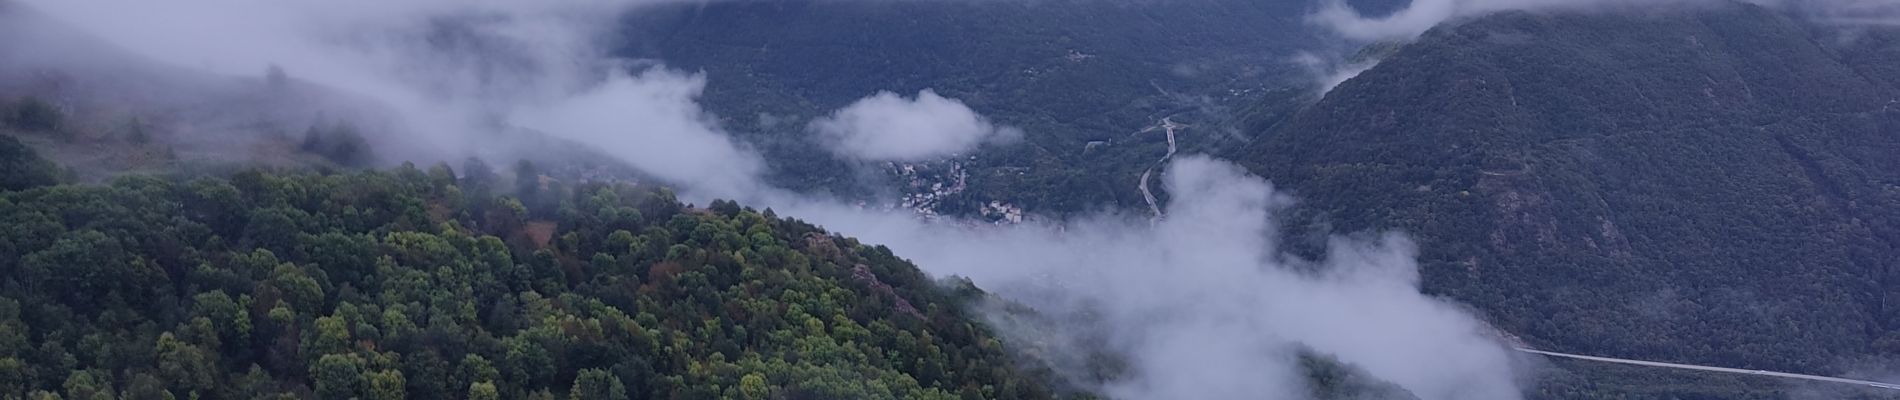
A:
<box><xmin>0</xmin><ymin>123</ymin><xmax>1073</xmax><ymax>399</ymax></box>
<box><xmin>1233</xmin><ymin>2</ymin><xmax>1900</xmax><ymax>396</ymax></box>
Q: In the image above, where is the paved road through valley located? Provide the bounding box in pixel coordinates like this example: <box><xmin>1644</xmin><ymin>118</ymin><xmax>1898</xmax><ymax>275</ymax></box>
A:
<box><xmin>1136</xmin><ymin>117</ymin><xmax>1182</xmax><ymax>223</ymax></box>
<box><xmin>1516</xmin><ymin>348</ymin><xmax>1900</xmax><ymax>390</ymax></box>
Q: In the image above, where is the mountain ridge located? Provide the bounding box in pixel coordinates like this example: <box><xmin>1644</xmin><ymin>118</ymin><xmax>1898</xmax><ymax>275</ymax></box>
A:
<box><xmin>1234</xmin><ymin>1</ymin><xmax>1900</xmax><ymax>383</ymax></box>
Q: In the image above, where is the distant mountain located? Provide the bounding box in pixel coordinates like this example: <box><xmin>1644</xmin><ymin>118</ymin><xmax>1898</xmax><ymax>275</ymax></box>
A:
<box><xmin>0</xmin><ymin>3</ymin><xmax>665</xmax><ymax>185</ymax></box>
<box><xmin>1232</xmin><ymin>1</ymin><xmax>1900</xmax><ymax>395</ymax></box>
<box><xmin>0</xmin><ymin>2</ymin><xmax>408</xmax><ymax>176</ymax></box>
<box><xmin>616</xmin><ymin>0</ymin><xmax>1398</xmax><ymax>213</ymax></box>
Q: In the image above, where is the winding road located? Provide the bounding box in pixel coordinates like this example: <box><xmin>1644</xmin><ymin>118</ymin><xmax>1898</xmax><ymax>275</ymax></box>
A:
<box><xmin>1136</xmin><ymin>117</ymin><xmax>1183</xmax><ymax>223</ymax></box>
<box><xmin>1516</xmin><ymin>348</ymin><xmax>1900</xmax><ymax>391</ymax></box>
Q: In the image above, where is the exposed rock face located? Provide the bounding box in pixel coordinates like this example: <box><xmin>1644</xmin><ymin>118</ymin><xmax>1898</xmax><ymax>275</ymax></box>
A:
<box><xmin>853</xmin><ymin>264</ymin><xmax>924</xmax><ymax>319</ymax></box>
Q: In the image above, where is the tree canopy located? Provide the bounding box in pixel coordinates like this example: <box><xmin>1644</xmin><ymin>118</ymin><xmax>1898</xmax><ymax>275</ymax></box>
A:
<box><xmin>0</xmin><ymin>150</ymin><xmax>1069</xmax><ymax>399</ymax></box>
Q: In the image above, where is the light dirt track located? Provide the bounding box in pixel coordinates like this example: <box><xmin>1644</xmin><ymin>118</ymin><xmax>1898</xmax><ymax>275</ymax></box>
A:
<box><xmin>1516</xmin><ymin>348</ymin><xmax>1900</xmax><ymax>390</ymax></box>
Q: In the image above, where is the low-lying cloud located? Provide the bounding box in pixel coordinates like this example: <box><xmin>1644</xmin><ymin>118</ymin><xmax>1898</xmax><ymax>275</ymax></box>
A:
<box><xmin>811</xmin><ymin>89</ymin><xmax>1021</xmax><ymax>162</ymax></box>
<box><xmin>1300</xmin><ymin>0</ymin><xmax>1692</xmax><ymax>94</ymax></box>
<box><xmin>1311</xmin><ymin>0</ymin><xmax>1896</xmax><ymax>42</ymax></box>
<box><xmin>15</xmin><ymin>0</ymin><xmax>660</xmax><ymax>164</ymax></box>
<box><xmin>512</xmin><ymin>67</ymin><xmax>765</xmax><ymax>200</ymax></box>
<box><xmin>1311</xmin><ymin>0</ymin><xmax>1720</xmax><ymax>41</ymax></box>
<box><xmin>1294</xmin><ymin>51</ymin><xmax>1379</xmax><ymax>95</ymax></box>
<box><xmin>787</xmin><ymin>156</ymin><xmax>1523</xmax><ymax>400</ymax></box>
<box><xmin>12</xmin><ymin>1</ymin><xmax>1525</xmax><ymax>399</ymax></box>
<box><xmin>1796</xmin><ymin>0</ymin><xmax>1900</xmax><ymax>25</ymax></box>
<box><xmin>1299</xmin><ymin>0</ymin><xmax>1896</xmax><ymax>96</ymax></box>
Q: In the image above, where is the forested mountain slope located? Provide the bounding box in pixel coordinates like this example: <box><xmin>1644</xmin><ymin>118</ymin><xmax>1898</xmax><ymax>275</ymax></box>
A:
<box><xmin>1235</xmin><ymin>0</ymin><xmax>1900</xmax><ymax>383</ymax></box>
<box><xmin>0</xmin><ymin>134</ymin><xmax>1068</xmax><ymax>399</ymax></box>
<box><xmin>616</xmin><ymin>0</ymin><xmax>1403</xmax><ymax>213</ymax></box>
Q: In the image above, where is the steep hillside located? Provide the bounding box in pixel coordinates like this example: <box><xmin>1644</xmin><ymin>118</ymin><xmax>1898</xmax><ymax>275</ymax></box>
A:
<box><xmin>617</xmin><ymin>0</ymin><xmax>1371</xmax><ymax>213</ymax></box>
<box><xmin>1234</xmin><ymin>0</ymin><xmax>1900</xmax><ymax>386</ymax></box>
<box><xmin>0</xmin><ymin>139</ymin><xmax>1073</xmax><ymax>399</ymax></box>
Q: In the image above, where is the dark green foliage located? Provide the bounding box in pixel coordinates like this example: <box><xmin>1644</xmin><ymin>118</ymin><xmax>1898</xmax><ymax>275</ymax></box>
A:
<box><xmin>0</xmin><ymin>135</ymin><xmax>59</xmax><ymax>191</ymax></box>
<box><xmin>1230</xmin><ymin>3</ymin><xmax>1900</xmax><ymax>397</ymax></box>
<box><xmin>0</xmin><ymin>163</ymin><xmax>1066</xmax><ymax>399</ymax></box>
<box><xmin>299</xmin><ymin>123</ymin><xmax>374</xmax><ymax>167</ymax></box>
<box><xmin>5</xmin><ymin>97</ymin><xmax>62</xmax><ymax>133</ymax></box>
<box><xmin>568</xmin><ymin>369</ymin><xmax>627</xmax><ymax>400</ymax></box>
<box><xmin>1300</xmin><ymin>353</ymin><xmax>1420</xmax><ymax>400</ymax></box>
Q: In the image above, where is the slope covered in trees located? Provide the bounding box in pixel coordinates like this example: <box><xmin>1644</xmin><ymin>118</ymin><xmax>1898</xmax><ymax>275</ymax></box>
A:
<box><xmin>615</xmin><ymin>0</ymin><xmax>1405</xmax><ymax>213</ymax></box>
<box><xmin>0</xmin><ymin>139</ymin><xmax>1070</xmax><ymax>399</ymax></box>
<box><xmin>1232</xmin><ymin>1</ymin><xmax>1900</xmax><ymax>394</ymax></box>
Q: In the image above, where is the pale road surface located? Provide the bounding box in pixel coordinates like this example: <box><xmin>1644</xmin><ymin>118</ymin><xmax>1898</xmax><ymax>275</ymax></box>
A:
<box><xmin>1137</xmin><ymin>116</ymin><xmax>1182</xmax><ymax>223</ymax></box>
<box><xmin>1516</xmin><ymin>348</ymin><xmax>1900</xmax><ymax>390</ymax></box>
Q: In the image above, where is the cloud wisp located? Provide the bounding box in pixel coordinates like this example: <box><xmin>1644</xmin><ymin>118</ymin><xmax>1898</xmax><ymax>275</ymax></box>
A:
<box><xmin>1293</xmin><ymin>51</ymin><xmax>1380</xmax><ymax>95</ymax></box>
<box><xmin>811</xmin><ymin>89</ymin><xmax>1022</xmax><ymax>162</ymax></box>
<box><xmin>781</xmin><ymin>156</ymin><xmax>1524</xmax><ymax>400</ymax></box>
<box><xmin>1309</xmin><ymin>0</ymin><xmax>1898</xmax><ymax>43</ymax></box>
<box><xmin>14</xmin><ymin>0</ymin><xmax>679</xmax><ymax>164</ymax></box>
<box><xmin>1296</xmin><ymin>0</ymin><xmax>1892</xmax><ymax>95</ymax></box>
<box><xmin>511</xmin><ymin>67</ymin><xmax>767</xmax><ymax>200</ymax></box>
<box><xmin>1310</xmin><ymin>0</ymin><xmax>1711</xmax><ymax>42</ymax></box>
<box><xmin>1796</xmin><ymin>0</ymin><xmax>1900</xmax><ymax>26</ymax></box>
